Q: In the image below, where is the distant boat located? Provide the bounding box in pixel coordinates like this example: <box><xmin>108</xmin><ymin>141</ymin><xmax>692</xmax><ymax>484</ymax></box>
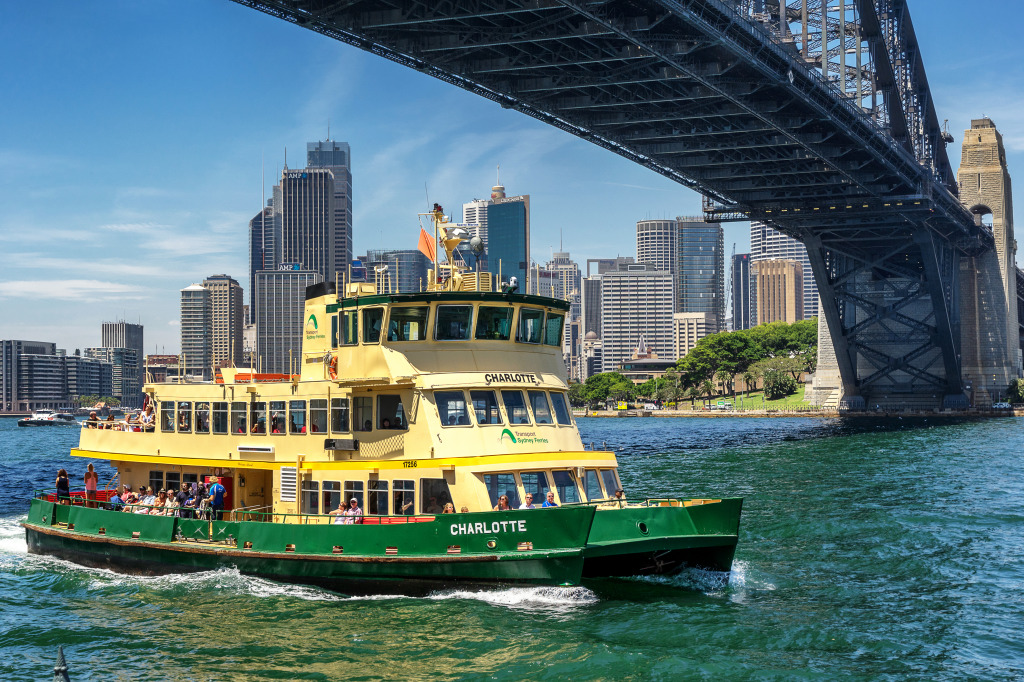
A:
<box><xmin>18</xmin><ymin>410</ymin><xmax>78</xmax><ymax>427</ymax></box>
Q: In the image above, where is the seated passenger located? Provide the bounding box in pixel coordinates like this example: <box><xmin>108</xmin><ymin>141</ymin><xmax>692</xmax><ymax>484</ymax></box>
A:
<box><xmin>342</xmin><ymin>497</ymin><xmax>363</xmax><ymax>524</ymax></box>
<box><xmin>518</xmin><ymin>494</ymin><xmax>536</xmax><ymax>509</ymax></box>
<box><xmin>107</xmin><ymin>488</ymin><xmax>124</xmax><ymax>511</ymax></box>
<box><xmin>86</xmin><ymin>412</ymin><xmax>99</xmax><ymax>428</ymax></box>
<box><xmin>393</xmin><ymin>416</ymin><xmax>402</xmax><ymax>429</ymax></box>
<box><xmin>271</xmin><ymin>413</ymin><xmax>282</xmax><ymax>433</ymax></box>
<box><xmin>140</xmin><ymin>405</ymin><xmax>155</xmax><ymax>432</ymax></box>
<box><xmin>460</xmin><ymin>506</ymin><xmax>470</xmax><ymax>513</ymax></box>
<box><xmin>363</xmin><ymin>420</ymin><xmax>372</xmax><ymax>431</ymax></box>
<box><xmin>425</xmin><ymin>496</ymin><xmax>443</xmax><ymax>514</ymax></box>
<box><xmin>447</xmin><ymin>416</ymin><xmax>457</xmax><ymax>426</ymax></box>
<box><xmin>542</xmin><ymin>491</ymin><xmax>558</xmax><ymax>507</ymax></box>
<box><xmin>493</xmin><ymin>495</ymin><xmax>512</xmax><ymax>511</ymax></box>
<box><xmin>328</xmin><ymin>500</ymin><xmax>348</xmax><ymax>525</ymax></box>
<box><xmin>381</xmin><ymin>418</ymin><xmax>391</xmax><ymax>429</ymax></box>
<box><xmin>442</xmin><ymin>503</ymin><xmax>456</xmax><ymax>514</ymax></box>
<box><xmin>457</xmin><ymin>415</ymin><xmax>469</xmax><ymax>425</ymax></box>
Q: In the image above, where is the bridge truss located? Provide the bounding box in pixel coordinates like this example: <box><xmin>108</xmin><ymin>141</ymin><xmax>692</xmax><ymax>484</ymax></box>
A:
<box><xmin>232</xmin><ymin>0</ymin><xmax>994</xmax><ymax>406</ymax></box>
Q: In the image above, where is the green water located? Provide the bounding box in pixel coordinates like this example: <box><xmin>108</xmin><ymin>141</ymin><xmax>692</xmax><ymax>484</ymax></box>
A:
<box><xmin>1</xmin><ymin>416</ymin><xmax>1022</xmax><ymax>680</ymax></box>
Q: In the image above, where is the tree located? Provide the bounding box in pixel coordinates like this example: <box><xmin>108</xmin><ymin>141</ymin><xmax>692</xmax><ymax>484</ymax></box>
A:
<box><xmin>753</xmin><ymin>357</ymin><xmax>800</xmax><ymax>399</ymax></box>
<box><xmin>1007</xmin><ymin>379</ymin><xmax>1024</xmax><ymax>404</ymax></box>
<box><xmin>636</xmin><ymin>378</ymin><xmax>660</xmax><ymax>400</ymax></box>
<box><xmin>715</xmin><ymin>368</ymin><xmax>733</xmax><ymax>397</ymax></box>
<box><xmin>567</xmin><ymin>382</ymin><xmax>587</xmax><ymax>407</ymax></box>
<box><xmin>685</xmin><ymin>385</ymin><xmax>701</xmax><ymax>409</ymax></box>
<box><xmin>580</xmin><ymin>372</ymin><xmax>636</xmax><ymax>407</ymax></box>
<box><xmin>742</xmin><ymin>368</ymin><xmax>760</xmax><ymax>395</ymax></box>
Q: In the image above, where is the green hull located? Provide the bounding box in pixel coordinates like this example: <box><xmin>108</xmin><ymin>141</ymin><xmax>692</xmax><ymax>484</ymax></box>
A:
<box><xmin>23</xmin><ymin>500</ymin><xmax>595</xmax><ymax>594</ymax></box>
<box><xmin>582</xmin><ymin>499</ymin><xmax>742</xmax><ymax>577</ymax></box>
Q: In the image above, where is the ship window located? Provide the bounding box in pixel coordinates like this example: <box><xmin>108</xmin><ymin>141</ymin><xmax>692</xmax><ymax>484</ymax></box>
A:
<box><xmin>165</xmin><ymin>472</ymin><xmax>181</xmax><ymax>491</ymax></box>
<box><xmin>289</xmin><ymin>400</ymin><xmax>306</xmax><ymax>433</ymax></box>
<box><xmin>552</xmin><ymin>470</ymin><xmax>581</xmax><ymax>504</ymax></box>
<box><xmin>211</xmin><ymin>402</ymin><xmax>228</xmax><ymax>434</ymax></box>
<box><xmin>420</xmin><ymin>478</ymin><xmax>453</xmax><ymax>513</ymax></box>
<box><xmin>368</xmin><ymin>479</ymin><xmax>388</xmax><ymax>515</ymax></box>
<box><xmin>435</xmin><ymin>305</ymin><xmax>472</xmax><ymax>340</ymax></box>
<box><xmin>269</xmin><ymin>401</ymin><xmax>286</xmax><ymax>434</ymax></box>
<box><xmin>584</xmin><ymin>469</ymin><xmax>604</xmax><ymax>500</ymax></box>
<box><xmin>388</xmin><ymin>306</ymin><xmax>429</xmax><ymax>341</ymax></box>
<box><xmin>331</xmin><ymin>314</ymin><xmax>338</xmax><ymax>349</ymax></box>
<box><xmin>484</xmin><ymin>473</ymin><xmax>521</xmax><ymax>509</ymax></box>
<box><xmin>475</xmin><ymin>306</ymin><xmax>513</xmax><ymax>340</ymax></box>
<box><xmin>516</xmin><ymin>308</ymin><xmax>544</xmax><ymax>344</ymax></box>
<box><xmin>194</xmin><ymin>402</ymin><xmax>210</xmax><ymax>434</ymax></box>
<box><xmin>177</xmin><ymin>402</ymin><xmax>191</xmax><ymax>433</ymax></box>
<box><xmin>309</xmin><ymin>399</ymin><xmax>327</xmax><ymax>434</ymax></box>
<box><xmin>435</xmin><ymin>391</ymin><xmax>470</xmax><ymax>426</ymax></box>
<box><xmin>339</xmin><ymin>311</ymin><xmax>358</xmax><ymax>346</ymax></box>
<box><xmin>550</xmin><ymin>392</ymin><xmax>572</xmax><ymax>425</ymax></box>
<box><xmin>527</xmin><ymin>391</ymin><xmax>553</xmax><ymax>424</ymax></box>
<box><xmin>160</xmin><ymin>402</ymin><xmax>175</xmax><ymax>433</ymax></box>
<box><xmin>600</xmin><ymin>470</ymin><xmax>619</xmax><ymax>498</ymax></box>
<box><xmin>251</xmin><ymin>402</ymin><xmax>267</xmax><ymax>434</ymax></box>
<box><xmin>521</xmin><ymin>471</ymin><xmax>552</xmax><ymax>503</ymax></box>
<box><xmin>501</xmin><ymin>390</ymin><xmax>531</xmax><ymax>425</ymax></box>
<box><xmin>353</xmin><ymin>397</ymin><xmax>372</xmax><ymax>432</ymax></box>
<box><xmin>377</xmin><ymin>395</ymin><xmax>407</xmax><ymax>430</ymax></box>
<box><xmin>231</xmin><ymin>401</ymin><xmax>247</xmax><ymax>434</ymax></box>
<box><xmin>344</xmin><ymin>480</ymin><xmax>364</xmax><ymax>508</ymax></box>
<box><xmin>543</xmin><ymin>313</ymin><xmax>564</xmax><ymax>346</ymax></box>
<box><xmin>301</xmin><ymin>479</ymin><xmax>319</xmax><ymax>515</ymax></box>
<box><xmin>470</xmin><ymin>390</ymin><xmax>502</xmax><ymax>425</ymax></box>
<box><xmin>394</xmin><ymin>480</ymin><xmax>415</xmax><ymax>516</ymax></box>
<box><xmin>149</xmin><ymin>471</ymin><xmax>164</xmax><ymax>493</ymax></box>
<box><xmin>183</xmin><ymin>473</ymin><xmax>199</xmax><ymax>487</ymax></box>
<box><xmin>322</xmin><ymin>481</ymin><xmax>341</xmax><ymax>514</ymax></box>
<box><xmin>331</xmin><ymin>398</ymin><xmax>350</xmax><ymax>433</ymax></box>
<box><xmin>363</xmin><ymin>308</ymin><xmax>383</xmax><ymax>344</ymax></box>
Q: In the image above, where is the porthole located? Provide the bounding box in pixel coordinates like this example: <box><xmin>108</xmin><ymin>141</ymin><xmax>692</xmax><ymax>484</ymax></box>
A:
<box><xmin>637</xmin><ymin>522</ymin><xmax>650</xmax><ymax>536</ymax></box>
<box><xmin>486</xmin><ymin>539</ymin><xmax>497</xmax><ymax>549</ymax></box>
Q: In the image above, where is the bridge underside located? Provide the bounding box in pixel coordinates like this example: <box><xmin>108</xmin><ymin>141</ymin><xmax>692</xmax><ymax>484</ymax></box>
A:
<box><xmin>233</xmin><ymin>0</ymin><xmax>997</xmax><ymax>406</ymax></box>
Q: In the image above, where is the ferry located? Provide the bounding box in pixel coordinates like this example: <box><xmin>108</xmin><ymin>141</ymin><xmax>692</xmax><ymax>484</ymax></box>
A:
<box><xmin>22</xmin><ymin>207</ymin><xmax>741</xmax><ymax>593</ymax></box>
<box><xmin>18</xmin><ymin>409</ymin><xmax>78</xmax><ymax>427</ymax></box>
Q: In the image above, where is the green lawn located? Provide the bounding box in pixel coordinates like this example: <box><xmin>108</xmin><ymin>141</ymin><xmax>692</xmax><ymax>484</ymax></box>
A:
<box><xmin>669</xmin><ymin>383</ymin><xmax>812</xmax><ymax>411</ymax></box>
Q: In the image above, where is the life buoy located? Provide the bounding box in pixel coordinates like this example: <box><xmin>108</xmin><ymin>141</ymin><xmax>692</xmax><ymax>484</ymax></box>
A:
<box><xmin>327</xmin><ymin>354</ymin><xmax>338</xmax><ymax>380</ymax></box>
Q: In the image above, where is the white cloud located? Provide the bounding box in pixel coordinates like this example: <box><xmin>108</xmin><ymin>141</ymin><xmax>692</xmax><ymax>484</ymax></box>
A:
<box><xmin>0</xmin><ymin>279</ymin><xmax>146</xmax><ymax>301</ymax></box>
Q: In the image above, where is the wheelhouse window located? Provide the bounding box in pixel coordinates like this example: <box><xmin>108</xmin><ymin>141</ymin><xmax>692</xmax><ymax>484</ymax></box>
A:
<box><xmin>231</xmin><ymin>402</ymin><xmax>247</xmax><ymax>434</ymax></box>
<box><xmin>470</xmin><ymin>390</ymin><xmax>503</xmax><ymax>425</ymax></box>
<box><xmin>516</xmin><ymin>308</ymin><xmax>544</xmax><ymax>344</ymax></box>
<box><xmin>149</xmin><ymin>471</ymin><xmax>164</xmax><ymax>493</ymax></box>
<box><xmin>269</xmin><ymin>401</ymin><xmax>286</xmax><ymax>434</ymax></box>
<box><xmin>353</xmin><ymin>397</ymin><xmax>372</xmax><ymax>432</ymax></box>
<box><xmin>584</xmin><ymin>469</ymin><xmax>604</xmax><ymax>500</ymax></box>
<box><xmin>436</xmin><ymin>391</ymin><xmax>470</xmax><ymax>426</ymax></box>
<box><xmin>322</xmin><ymin>480</ymin><xmax>341</xmax><ymax>514</ymax></box>
<box><xmin>421</xmin><ymin>478</ymin><xmax>453</xmax><ymax>513</ymax></box>
<box><xmin>368</xmin><ymin>479</ymin><xmax>388</xmax><ymax>515</ymax></box>
<box><xmin>211</xmin><ymin>402</ymin><xmax>228</xmax><ymax>434</ymax></box>
<box><xmin>177</xmin><ymin>402</ymin><xmax>191</xmax><ymax>433</ymax></box>
<box><xmin>345</xmin><ymin>480</ymin><xmax>364</xmax><ymax>508</ymax></box>
<box><xmin>160</xmin><ymin>402</ymin><xmax>174</xmax><ymax>433</ymax></box>
<box><xmin>251</xmin><ymin>402</ymin><xmax>267</xmax><ymax>434</ymax></box>
<box><xmin>552</xmin><ymin>470</ymin><xmax>581</xmax><ymax>503</ymax></box>
<box><xmin>484</xmin><ymin>473</ymin><xmax>521</xmax><ymax>509</ymax></box>
<box><xmin>600</xmin><ymin>470</ymin><xmax>620</xmax><ymax>498</ymax></box>
<box><xmin>301</xmin><ymin>480</ymin><xmax>319</xmax><ymax>515</ymax></box>
<box><xmin>289</xmin><ymin>400</ymin><xmax>306</xmax><ymax>433</ymax></box>
<box><xmin>550</xmin><ymin>392</ymin><xmax>573</xmax><ymax>425</ymax></box>
<box><xmin>194</xmin><ymin>402</ymin><xmax>210</xmax><ymax>433</ymax></box>
<box><xmin>435</xmin><ymin>305</ymin><xmax>473</xmax><ymax>340</ymax></box>
<box><xmin>501</xmin><ymin>390</ymin><xmax>531</xmax><ymax>425</ymax></box>
<box><xmin>377</xmin><ymin>395</ymin><xmax>407</xmax><ymax>429</ymax></box>
<box><xmin>527</xmin><ymin>391</ymin><xmax>553</xmax><ymax>424</ymax></box>
<box><xmin>331</xmin><ymin>398</ymin><xmax>350</xmax><ymax>433</ymax></box>
<box><xmin>521</xmin><ymin>471</ymin><xmax>552</xmax><ymax>503</ymax></box>
<box><xmin>165</xmin><ymin>472</ymin><xmax>181</xmax><ymax>492</ymax></box>
<box><xmin>387</xmin><ymin>306</ymin><xmax>429</xmax><ymax>341</ymax></box>
<box><xmin>363</xmin><ymin>308</ymin><xmax>384</xmax><ymax>343</ymax></box>
<box><xmin>543</xmin><ymin>313</ymin><xmax>564</xmax><ymax>346</ymax></box>
<box><xmin>393</xmin><ymin>480</ymin><xmax>415</xmax><ymax>516</ymax></box>
<box><xmin>475</xmin><ymin>306</ymin><xmax>513</xmax><ymax>340</ymax></box>
<box><xmin>309</xmin><ymin>399</ymin><xmax>327</xmax><ymax>434</ymax></box>
<box><xmin>339</xmin><ymin>311</ymin><xmax>358</xmax><ymax>346</ymax></box>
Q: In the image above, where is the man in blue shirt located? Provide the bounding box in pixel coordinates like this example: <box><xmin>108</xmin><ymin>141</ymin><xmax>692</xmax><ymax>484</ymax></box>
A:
<box><xmin>542</xmin><ymin>491</ymin><xmax>558</xmax><ymax>507</ymax></box>
<box><xmin>208</xmin><ymin>477</ymin><xmax>226</xmax><ymax>520</ymax></box>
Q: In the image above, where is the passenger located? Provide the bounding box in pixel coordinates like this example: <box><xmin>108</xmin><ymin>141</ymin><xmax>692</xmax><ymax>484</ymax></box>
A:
<box><xmin>208</xmin><ymin>477</ymin><xmax>226</xmax><ymax>520</ymax></box>
<box><xmin>290</xmin><ymin>415</ymin><xmax>299</xmax><ymax>433</ymax></box>
<box><xmin>425</xmin><ymin>496</ymin><xmax>443</xmax><ymax>514</ymax></box>
<box><xmin>327</xmin><ymin>500</ymin><xmax>347</xmax><ymax>524</ymax></box>
<box><xmin>343</xmin><ymin>497</ymin><xmax>363</xmax><ymax>524</ymax></box>
<box><xmin>518</xmin><ymin>494</ymin><xmax>536</xmax><ymax>509</ymax></box>
<box><xmin>55</xmin><ymin>469</ymin><xmax>71</xmax><ymax>505</ymax></box>
<box><xmin>457</xmin><ymin>415</ymin><xmax>469</xmax><ymax>425</ymax></box>
<box><xmin>447</xmin><ymin>416</ymin><xmax>457</xmax><ymax>426</ymax></box>
<box><xmin>136</xmin><ymin>487</ymin><xmax>157</xmax><ymax>514</ymax></box>
<box><xmin>363</xmin><ymin>419</ymin><xmax>372</xmax><ymax>431</ymax></box>
<box><xmin>381</xmin><ymin>418</ymin><xmax>391</xmax><ymax>429</ymax></box>
<box><xmin>542</xmin><ymin>491</ymin><xmax>558</xmax><ymax>507</ymax></box>
<box><xmin>393</xmin><ymin>416</ymin><xmax>402</xmax><ymax>429</ymax></box>
<box><xmin>107</xmin><ymin>488</ymin><xmax>124</xmax><ymax>511</ymax></box>
<box><xmin>460</xmin><ymin>506</ymin><xmax>469</xmax><ymax>513</ymax></box>
<box><xmin>151</xmin><ymin>490</ymin><xmax>169</xmax><ymax>516</ymax></box>
<box><xmin>178</xmin><ymin>411</ymin><xmax>189</xmax><ymax>430</ymax></box>
<box><xmin>139</xmin><ymin>405</ymin><xmax>155</xmax><ymax>432</ymax></box>
<box><xmin>493</xmin><ymin>494</ymin><xmax>512</xmax><ymax>511</ymax></box>
<box><xmin>85</xmin><ymin>412</ymin><xmax>99</xmax><ymax>429</ymax></box>
<box><xmin>106</xmin><ymin>414</ymin><xmax>116</xmax><ymax>428</ymax></box>
<box><xmin>614</xmin><ymin>488</ymin><xmax>625</xmax><ymax>507</ymax></box>
<box><xmin>84</xmin><ymin>463</ymin><xmax>99</xmax><ymax>509</ymax></box>
<box><xmin>441</xmin><ymin>503</ymin><xmax>456</xmax><ymax>514</ymax></box>
<box><xmin>271</xmin><ymin>413</ymin><xmax>281</xmax><ymax>434</ymax></box>
<box><xmin>165</xmin><ymin>490</ymin><xmax>179</xmax><ymax>516</ymax></box>
<box><xmin>175</xmin><ymin>483</ymin><xmax>191</xmax><ymax>517</ymax></box>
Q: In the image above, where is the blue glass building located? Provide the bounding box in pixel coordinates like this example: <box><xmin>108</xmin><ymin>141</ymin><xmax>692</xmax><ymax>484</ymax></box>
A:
<box><xmin>486</xmin><ymin>197</ymin><xmax>529</xmax><ymax>287</ymax></box>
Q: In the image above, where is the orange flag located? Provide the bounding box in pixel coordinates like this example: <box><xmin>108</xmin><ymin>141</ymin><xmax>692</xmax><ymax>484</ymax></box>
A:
<box><xmin>418</xmin><ymin>227</ymin><xmax>436</xmax><ymax>261</ymax></box>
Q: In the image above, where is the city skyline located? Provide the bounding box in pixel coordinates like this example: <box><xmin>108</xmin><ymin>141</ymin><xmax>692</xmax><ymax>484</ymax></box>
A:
<box><xmin>1</xmin><ymin>1</ymin><xmax>1022</xmax><ymax>353</ymax></box>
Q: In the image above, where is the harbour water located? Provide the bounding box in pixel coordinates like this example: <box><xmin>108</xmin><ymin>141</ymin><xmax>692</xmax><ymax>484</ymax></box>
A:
<box><xmin>1</xmin><ymin>415</ymin><xmax>1022</xmax><ymax>680</ymax></box>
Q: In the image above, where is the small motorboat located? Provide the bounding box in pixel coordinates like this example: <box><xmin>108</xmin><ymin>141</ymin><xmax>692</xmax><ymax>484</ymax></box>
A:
<box><xmin>18</xmin><ymin>410</ymin><xmax>78</xmax><ymax>427</ymax></box>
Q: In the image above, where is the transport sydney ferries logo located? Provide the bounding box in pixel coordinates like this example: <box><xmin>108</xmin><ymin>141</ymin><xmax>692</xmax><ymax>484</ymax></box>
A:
<box><xmin>501</xmin><ymin>428</ymin><xmax>548</xmax><ymax>446</ymax></box>
<box><xmin>305</xmin><ymin>314</ymin><xmax>326</xmax><ymax>341</ymax></box>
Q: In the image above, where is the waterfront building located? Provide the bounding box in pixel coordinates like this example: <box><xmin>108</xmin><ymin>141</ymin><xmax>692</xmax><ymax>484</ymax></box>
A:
<box><xmin>101</xmin><ymin>320</ymin><xmax>144</xmax><ymax>407</ymax></box>
<box><xmin>203</xmin><ymin>274</ymin><xmax>245</xmax><ymax>370</ymax></box>
<box><xmin>306</xmin><ymin>139</ymin><xmax>354</xmax><ymax>271</ymax></box>
<box><xmin>84</xmin><ymin>347</ymin><xmax>140</xmax><ymax>408</ymax></box>
<box><xmin>487</xmin><ymin>193</ymin><xmax>530</xmax><ymax>289</ymax></box>
<box><xmin>673</xmin><ymin>312</ymin><xmax>718</xmax><ymax>359</ymax></box>
<box><xmin>753</xmin><ymin>259</ymin><xmax>804</xmax><ymax>324</ymax></box>
<box><xmin>1</xmin><ymin>340</ymin><xmax>58</xmax><ymax>413</ymax></box>
<box><xmin>180</xmin><ymin>283</ymin><xmax>212</xmax><ymax>379</ymax></box>
<box><xmin>677</xmin><ymin>216</ymin><xmax>725</xmax><ymax>329</ymax></box>
<box><xmin>599</xmin><ymin>264</ymin><xmax>675</xmax><ymax>372</ymax></box>
<box><xmin>618</xmin><ymin>335</ymin><xmax>676</xmax><ymax>384</ymax></box>
<box><xmin>144</xmin><ymin>355</ymin><xmax>181</xmax><ymax>384</ymax></box>
<box><xmin>731</xmin><ymin>253</ymin><xmax>752</xmax><ymax>331</ymax></box>
<box><xmin>636</xmin><ymin>219</ymin><xmax>679</xmax><ymax>305</ymax></box>
<box><xmin>364</xmin><ymin>249</ymin><xmax>431</xmax><ymax>294</ymax></box>
<box><xmin>750</xmin><ymin>222</ymin><xmax>818</xmax><ymax>320</ymax></box>
<box><xmin>255</xmin><ymin>266</ymin><xmax>323</xmax><ymax>375</ymax></box>
<box><xmin>64</xmin><ymin>354</ymin><xmax>111</xmax><ymax>403</ymax></box>
<box><xmin>248</xmin><ymin>203</ymin><xmax>277</xmax><ymax>324</ymax></box>
<box><xmin>102</xmin><ymin>322</ymin><xmax>143</xmax><ymax>361</ymax></box>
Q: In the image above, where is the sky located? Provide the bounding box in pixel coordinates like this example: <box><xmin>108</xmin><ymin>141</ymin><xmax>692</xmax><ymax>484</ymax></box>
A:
<box><xmin>1</xmin><ymin>0</ymin><xmax>1021</xmax><ymax>354</ymax></box>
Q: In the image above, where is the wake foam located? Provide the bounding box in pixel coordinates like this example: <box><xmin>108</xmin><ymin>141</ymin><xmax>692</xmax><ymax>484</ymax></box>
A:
<box><xmin>428</xmin><ymin>585</ymin><xmax>598</xmax><ymax>608</ymax></box>
<box><xmin>626</xmin><ymin>561</ymin><xmax>748</xmax><ymax>593</ymax></box>
<box><xmin>0</xmin><ymin>515</ymin><xmax>28</xmax><ymax>556</ymax></box>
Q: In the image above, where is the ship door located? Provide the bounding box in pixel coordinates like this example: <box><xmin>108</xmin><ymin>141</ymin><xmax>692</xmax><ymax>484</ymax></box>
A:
<box><xmin>204</xmin><ymin>474</ymin><xmax>234</xmax><ymax>512</ymax></box>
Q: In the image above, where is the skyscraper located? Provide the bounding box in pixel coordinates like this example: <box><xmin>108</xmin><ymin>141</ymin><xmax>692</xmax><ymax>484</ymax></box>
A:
<box><xmin>278</xmin><ymin>167</ymin><xmax>337</xmax><ymax>282</ymax></box>
<box><xmin>203</xmin><ymin>274</ymin><xmax>245</xmax><ymax>369</ymax></box>
<box><xmin>750</xmin><ymin>222</ymin><xmax>818</xmax><ymax>321</ymax></box>
<box><xmin>731</xmin><ymin>253</ymin><xmax>751</xmax><ymax>331</ymax></box>
<box><xmin>487</xmin><ymin>194</ymin><xmax>530</xmax><ymax>288</ymax></box>
<box><xmin>753</xmin><ymin>260</ymin><xmax>804</xmax><ymax>324</ymax></box>
<box><xmin>364</xmin><ymin>249</ymin><xmax>431</xmax><ymax>293</ymax></box>
<box><xmin>306</xmin><ymin>139</ymin><xmax>353</xmax><ymax>270</ymax></box>
<box><xmin>677</xmin><ymin>217</ymin><xmax>725</xmax><ymax>328</ymax></box>
<box><xmin>84</xmin><ymin>346</ymin><xmax>140</xmax><ymax>408</ymax></box>
<box><xmin>102</xmin><ymin>321</ymin><xmax>143</xmax><ymax>360</ymax></box>
<box><xmin>462</xmin><ymin>197</ymin><xmax>491</xmax><ymax>247</ymax></box>
<box><xmin>179</xmin><ymin>283</ymin><xmax>212</xmax><ymax>379</ymax></box>
<box><xmin>248</xmin><ymin>203</ymin><xmax>276</xmax><ymax>324</ymax></box>
<box><xmin>636</xmin><ymin>219</ymin><xmax>678</xmax><ymax>303</ymax></box>
<box><xmin>599</xmin><ymin>263</ymin><xmax>675</xmax><ymax>372</ymax></box>
<box><xmin>255</xmin><ymin>266</ymin><xmax>323</xmax><ymax>375</ymax></box>
<box><xmin>101</xmin><ymin>320</ymin><xmax>143</xmax><ymax>406</ymax></box>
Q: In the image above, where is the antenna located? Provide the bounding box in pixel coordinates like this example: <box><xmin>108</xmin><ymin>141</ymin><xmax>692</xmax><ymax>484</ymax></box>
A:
<box><xmin>496</xmin><ymin>164</ymin><xmax>500</xmax><ymax>185</ymax></box>
<box><xmin>327</xmin><ymin>118</ymin><xmax>330</xmax><ymax>141</ymax></box>
<box><xmin>283</xmin><ymin>147</ymin><xmax>287</xmax><ymax>170</ymax></box>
